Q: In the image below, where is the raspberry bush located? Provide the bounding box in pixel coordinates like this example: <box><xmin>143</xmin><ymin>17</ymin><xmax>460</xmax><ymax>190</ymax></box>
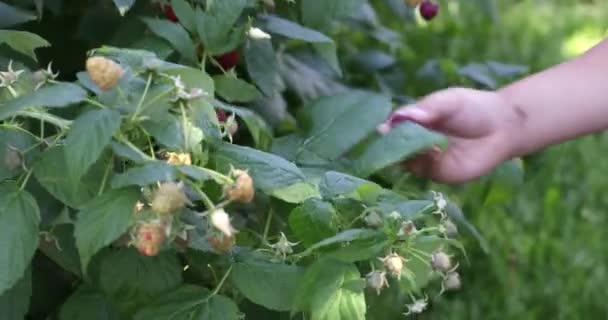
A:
<box><xmin>0</xmin><ymin>1</ymin><xmax>488</xmax><ymax>319</ymax></box>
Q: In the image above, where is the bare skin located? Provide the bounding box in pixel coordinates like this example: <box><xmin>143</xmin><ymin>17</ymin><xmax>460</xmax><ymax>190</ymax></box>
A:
<box><xmin>384</xmin><ymin>38</ymin><xmax>608</xmax><ymax>184</ymax></box>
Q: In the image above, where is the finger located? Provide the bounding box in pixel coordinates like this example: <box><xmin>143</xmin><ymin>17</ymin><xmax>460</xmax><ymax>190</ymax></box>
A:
<box><xmin>380</xmin><ymin>88</ymin><xmax>468</xmax><ymax>132</ymax></box>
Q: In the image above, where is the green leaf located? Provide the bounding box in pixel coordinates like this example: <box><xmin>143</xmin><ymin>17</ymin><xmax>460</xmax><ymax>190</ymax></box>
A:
<box><xmin>0</xmin><ymin>126</ymin><xmax>37</xmax><ymax>180</ymax></box>
<box><xmin>213</xmin><ymin>143</ymin><xmax>315</xmax><ymax>203</ymax></box>
<box><xmin>295</xmin><ymin>259</ymin><xmax>365</xmax><ymax>320</ymax></box>
<box><xmin>142</xmin><ymin>18</ymin><xmax>198</xmax><ymax>63</ymax></box>
<box><xmin>171</xmin><ymin>0</ymin><xmax>197</xmax><ymax>32</ymax></box>
<box><xmin>111</xmin><ymin>162</ymin><xmax>178</xmax><ymax>188</ymax></box>
<box><xmin>33</xmin><ymin>146</ymin><xmax>96</xmax><ymax>208</ymax></box>
<box><xmin>190</xmin><ymin>98</ymin><xmax>222</xmax><ymax>143</ymax></box>
<box><xmin>59</xmin><ymin>285</ymin><xmax>122</xmax><ymax>320</ymax></box>
<box><xmin>164</xmin><ymin>66</ymin><xmax>214</xmax><ymax>96</ymax></box>
<box><xmin>377</xmin><ymin>192</ymin><xmax>434</xmax><ymax>219</ymax></box>
<box><xmin>260</xmin><ymin>15</ymin><xmax>341</xmax><ymax>75</ymax></box>
<box><xmin>0</xmin><ymin>182</ymin><xmax>40</xmax><ymax>296</ymax></box>
<box><xmin>65</xmin><ymin>109</ymin><xmax>122</xmax><ymax>181</ymax></box>
<box><xmin>305</xmin><ymin>229</ymin><xmax>381</xmax><ymax>253</ymax></box>
<box><xmin>0</xmin><ymin>3</ymin><xmax>37</xmax><ymax>28</ymax></box>
<box><xmin>134</xmin><ymin>285</ymin><xmax>208</xmax><ymax>320</ymax></box>
<box><xmin>0</xmin><ymin>82</ymin><xmax>87</xmax><ymax>120</ymax></box>
<box><xmin>270</xmin><ymin>182</ymin><xmax>320</xmax><ymax>204</ymax></box>
<box><xmin>38</xmin><ymin>224</ymin><xmax>82</xmax><ymax>276</ymax></box>
<box><xmin>0</xmin><ymin>267</ymin><xmax>31</xmax><ymax>320</ymax></box>
<box><xmin>74</xmin><ymin>187</ymin><xmax>140</xmax><ymax>273</ymax></box>
<box><xmin>195</xmin><ymin>0</ymin><xmax>247</xmax><ymax>55</ymax></box>
<box><xmin>112</xmin><ymin>0</ymin><xmax>135</xmax><ymax>16</ymax></box>
<box><xmin>213</xmin><ymin>74</ymin><xmax>261</xmax><ymax>103</ymax></box>
<box><xmin>134</xmin><ymin>285</ymin><xmax>240</xmax><ymax>320</ymax></box>
<box><xmin>0</xmin><ymin>30</ymin><xmax>49</xmax><ymax>61</ymax></box>
<box><xmin>142</xmin><ymin>114</ymin><xmax>203</xmax><ymax>150</ymax></box>
<box><xmin>319</xmin><ymin>171</ymin><xmax>381</xmax><ymax>199</ymax></box>
<box><xmin>297</xmin><ymin>91</ymin><xmax>392</xmax><ymax>163</ymax></box>
<box><xmin>289</xmin><ymin>199</ymin><xmax>338</xmax><ymax>247</ymax></box>
<box><xmin>301</xmin><ymin>0</ymin><xmax>365</xmax><ymax>33</ymax></box>
<box><xmin>110</xmin><ymin>140</ymin><xmax>154</xmax><ymax>164</ymax></box>
<box><xmin>231</xmin><ymin>259</ymin><xmax>303</xmax><ymax>311</ymax></box>
<box><xmin>324</xmin><ymin>238</ymin><xmax>388</xmax><ymax>262</ymax></box>
<box><xmin>99</xmin><ymin>248</ymin><xmax>183</xmax><ymax>316</ymax></box>
<box><xmin>244</xmin><ymin>39</ymin><xmax>277</xmax><ymax>96</ymax></box>
<box><xmin>354</xmin><ymin>122</ymin><xmax>446</xmax><ymax>177</ymax></box>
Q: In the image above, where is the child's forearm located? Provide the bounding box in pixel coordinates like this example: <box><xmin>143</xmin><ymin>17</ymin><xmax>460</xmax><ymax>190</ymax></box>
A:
<box><xmin>498</xmin><ymin>39</ymin><xmax>608</xmax><ymax>157</ymax></box>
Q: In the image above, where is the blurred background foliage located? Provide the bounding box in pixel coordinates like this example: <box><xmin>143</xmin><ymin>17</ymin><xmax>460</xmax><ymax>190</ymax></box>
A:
<box><xmin>355</xmin><ymin>0</ymin><xmax>608</xmax><ymax>318</ymax></box>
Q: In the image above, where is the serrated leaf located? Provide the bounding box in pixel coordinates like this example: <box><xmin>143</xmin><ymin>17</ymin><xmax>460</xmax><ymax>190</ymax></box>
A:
<box><xmin>195</xmin><ymin>0</ymin><xmax>247</xmax><ymax>55</ymax></box>
<box><xmin>295</xmin><ymin>259</ymin><xmax>365</xmax><ymax>320</ymax></box>
<box><xmin>0</xmin><ymin>3</ymin><xmax>37</xmax><ymax>28</ymax></box>
<box><xmin>354</xmin><ymin>122</ymin><xmax>446</xmax><ymax>177</ymax></box>
<box><xmin>213</xmin><ymin>74</ymin><xmax>261</xmax><ymax>103</ymax></box>
<box><xmin>213</xmin><ymin>143</ymin><xmax>312</xmax><ymax>203</ymax></box>
<box><xmin>0</xmin><ymin>267</ymin><xmax>31</xmax><ymax>320</ymax></box>
<box><xmin>0</xmin><ymin>82</ymin><xmax>87</xmax><ymax>120</ymax></box>
<box><xmin>74</xmin><ymin>187</ymin><xmax>140</xmax><ymax>273</ymax></box>
<box><xmin>297</xmin><ymin>91</ymin><xmax>392</xmax><ymax>163</ymax></box>
<box><xmin>244</xmin><ymin>39</ymin><xmax>277</xmax><ymax>96</ymax></box>
<box><xmin>171</xmin><ymin>0</ymin><xmax>197</xmax><ymax>32</ymax></box>
<box><xmin>0</xmin><ymin>182</ymin><xmax>40</xmax><ymax>296</ymax></box>
<box><xmin>231</xmin><ymin>259</ymin><xmax>303</xmax><ymax>311</ymax></box>
<box><xmin>111</xmin><ymin>162</ymin><xmax>178</xmax><ymax>188</ymax></box>
<box><xmin>142</xmin><ymin>18</ymin><xmax>197</xmax><ymax>63</ymax></box>
<box><xmin>112</xmin><ymin>0</ymin><xmax>135</xmax><ymax>16</ymax></box>
<box><xmin>0</xmin><ymin>30</ymin><xmax>49</xmax><ymax>61</ymax></box>
<box><xmin>0</xmin><ymin>126</ymin><xmax>37</xmax><ymax>180</ymax></box>
<box><xmin>134</xmin><ymin>285</ymin><xmax>239</xmax><ymax>320</ymax></box>
<box><xmin>33</xmin><ymin>146</ymin><xmax>96</xmax><ymax>209</ymax></box>
<box><xmin>289</xmin><ymin>199</ymin><xmax>338</xmax><ymax>247</ymax></box>
<box><xmin>65</xmin><ymin>109</ymin><xmax>122</xmax><ymax>181</ymax></box>
<box><xmin>260</xmin><ymin>15</ymin><xmax>341</xmax><ymax>75</ymax></box>
<box><xmin>99</xmin><ymin>248</ymin><xmax>183</xmax><ymax>316</ymax></box>
<box><xmin>59</xmin><ymin>285</ymin><xmax>122</xmax><ymax>320</ymax></box>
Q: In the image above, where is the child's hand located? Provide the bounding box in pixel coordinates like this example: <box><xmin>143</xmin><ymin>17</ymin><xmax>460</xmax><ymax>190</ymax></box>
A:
<box><xmin>384</xmin><ymin>88</ymin><xmax>525</xmax><ymax>183</ymax></box>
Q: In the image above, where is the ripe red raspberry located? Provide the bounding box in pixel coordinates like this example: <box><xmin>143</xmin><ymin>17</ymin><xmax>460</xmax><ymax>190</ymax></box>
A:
<box><xmin>164</xmin><ymin>5</ymin><xmax>179</xmax><ymax>22</ymax></box>
<box><xmin>215</xmin><ymin>51</ymin><xmax>240</xmax><ymax>70</ymax></box>
<box><xmin>419</xmin><ymin>0</ymin><xmax>439</xmax><ymax>21</ymax></box>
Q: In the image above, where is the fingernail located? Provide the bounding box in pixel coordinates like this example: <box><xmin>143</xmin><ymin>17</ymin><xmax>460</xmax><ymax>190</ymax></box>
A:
<box><xmin>391</xmin><ymin>105</ymin><xmax>429</xmax><ymax>124</ymax></box>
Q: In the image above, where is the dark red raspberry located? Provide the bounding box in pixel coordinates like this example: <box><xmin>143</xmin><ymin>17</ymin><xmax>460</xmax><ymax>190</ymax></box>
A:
<box><xmin>216</xmin><ymin>109</ymin><xmax>227</xmax><ymax>122</ymax></box>
<box><xmin>215</xmin><ymin>51</ymin><xmax>240</xmax><ymax>70</ymax></box>
<box><xmin>164</xmin><ymin>5</ymin><xmax>179</xmax><ymax>22</ymax></box>
<box><xmin>419</xmin><ymin>0</ymin><xmax>439</xmax><ymax>21</ymax></box>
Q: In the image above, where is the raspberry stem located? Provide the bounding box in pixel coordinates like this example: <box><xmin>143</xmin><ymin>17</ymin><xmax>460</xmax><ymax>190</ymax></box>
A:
<box><xmin>19</xmin><ymin>168</ymin><xmax>33</xmax><ymax>190</ymax></box>
<box><xmin>132</xmin><ymin>73</ymin><xmax>153</xmax><ymax>121</ymax></box>
<box><xmin>211</xmin><ymin>265</ymin><xmax>233</xmax><ymax>296</ymax></box>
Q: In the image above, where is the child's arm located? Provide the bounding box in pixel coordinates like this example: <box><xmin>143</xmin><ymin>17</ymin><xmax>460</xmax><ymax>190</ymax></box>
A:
<box><xmin>384</xmin><ymin>38</ymin><xmax>608</xmax><ymax>183</ymax></box>
<box><xmin>499</xmin><ymin>39</ymin><xmax>608</xmax><ymax>156</ymax></box>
